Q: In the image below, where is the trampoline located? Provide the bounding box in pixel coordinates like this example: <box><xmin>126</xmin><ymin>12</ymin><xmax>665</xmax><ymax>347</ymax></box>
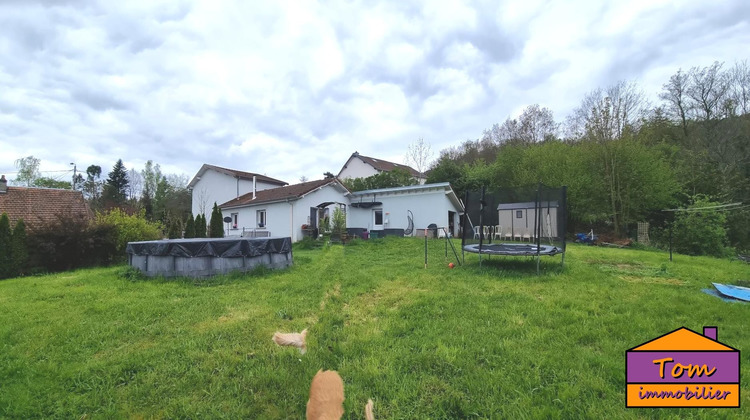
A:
<box><xmin>463</xmin><ymin>243</ymin><xmax>562</xmax><ymax>256</ymax></box>
<box><xmin>461</xmin><ymin>183</ymin><xmax>567</xmax><ymax>272</ymax></box>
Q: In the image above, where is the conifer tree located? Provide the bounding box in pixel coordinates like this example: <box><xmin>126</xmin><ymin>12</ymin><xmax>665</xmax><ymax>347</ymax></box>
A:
<box><xmin>184</xmin><ymin>214</ymin><xmax>196</xmax><ymax>239</ymax></box>
<box><xmin>196</xmin><ymin>214</ymin><xmax>206</xmax><ymax>238</ymax></box>
<box><xmin>102</xmin><ymin>159</ymin><xmax>130</xmax><ymax>206</ymax></box>
<box><xmin>210</xmin><ymin>203</ymin><xmax>224</xmax><ymax>238</ymax></box>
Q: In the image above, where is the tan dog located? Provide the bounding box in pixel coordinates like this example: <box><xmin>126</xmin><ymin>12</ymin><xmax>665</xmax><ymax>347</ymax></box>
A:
<box><xmin>272</xmin><ymin>329</ymin><xmax>307</xmax><ymax>354</ymax></box>
<box><xmin>306</xmin><ymin>369</ymin><xmax>345</xmax><ymax>420</ymax></box>
<box><xmin>365</xmin><ymin>399</ymin><xmax>374</xmax><ymax>420</ymax></box>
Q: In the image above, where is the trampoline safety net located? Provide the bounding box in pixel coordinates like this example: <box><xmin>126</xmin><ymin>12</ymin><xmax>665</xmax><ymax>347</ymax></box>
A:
<box><xmin>461</xmin><ymin>184</ymin><xmax>567</xmax><ymax>259</ymax></box>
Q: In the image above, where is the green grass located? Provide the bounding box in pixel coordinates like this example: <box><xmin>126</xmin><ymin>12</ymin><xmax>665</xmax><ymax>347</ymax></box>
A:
<box><xmin>1</xmin><ymin>238</ymin><xmax>749</xmax><ymax>419</ymax></box>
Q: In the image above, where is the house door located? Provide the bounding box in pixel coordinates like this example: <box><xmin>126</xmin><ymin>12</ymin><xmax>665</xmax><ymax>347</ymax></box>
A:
<box><xmin>309</xmin><ymin>207</ymin><xmax>318</xmax><ymax>229</ymax></box>
<box><xmin>372</xmin><ymin>208</ymin><xmax>384</xmax><ymax>230</ymax></box>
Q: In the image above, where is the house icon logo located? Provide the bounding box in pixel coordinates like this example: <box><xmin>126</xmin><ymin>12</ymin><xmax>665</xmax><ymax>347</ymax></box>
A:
<box><xmin>626</xmin><ymin>326</ymin><xmax>740</xmax><ymax>408</ymax></box>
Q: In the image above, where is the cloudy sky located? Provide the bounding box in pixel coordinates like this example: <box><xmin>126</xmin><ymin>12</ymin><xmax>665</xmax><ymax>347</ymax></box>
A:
<box><xmin>1</xmin><ymin>0</ymin><xmax>748</xmax><ymax>186</ymax></box>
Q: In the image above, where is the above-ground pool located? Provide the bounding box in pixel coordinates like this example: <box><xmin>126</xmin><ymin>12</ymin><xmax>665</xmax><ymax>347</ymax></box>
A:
<box><xmin>126</xmin><ymin>237</ymin><xmax>293</xmax><ymax>277</ymax></box>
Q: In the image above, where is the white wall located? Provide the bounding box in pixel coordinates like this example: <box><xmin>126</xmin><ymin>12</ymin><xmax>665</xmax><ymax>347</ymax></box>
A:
<box><xmin>497</xmin><ymin>207</ymin><xmax>558</xmax><ymax>238</ymax></box>
<box><xmin>221</xmin><ymin>183</ymin><xmax>349</xmax><ymax>241</ymax></box>
<box><xmin>338</xmin><ymin>157</ymin><xmax>379</xmax><ymax>180</ymax></box>
<box><xmin>191</xmin><ymin>169</ymin><xmax>282</xmax><ymax>219</ymax></box>
<box><xmin>348</xmin><ymin>187</ymin><xmax>461</xmax><ymax>236</ymax></box>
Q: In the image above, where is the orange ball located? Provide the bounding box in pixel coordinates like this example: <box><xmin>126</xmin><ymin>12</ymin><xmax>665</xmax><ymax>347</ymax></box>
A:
<box><xmin>448</xmin><ymin>263</ymin><xmax>455</xmax><ymax>268</ymax></box>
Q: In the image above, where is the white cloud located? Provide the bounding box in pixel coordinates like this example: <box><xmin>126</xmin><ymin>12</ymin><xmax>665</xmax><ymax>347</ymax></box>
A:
<box><xmin>0</xmin><ymin>0</ymin><xmax>748</xmax><ymax>182</ymax></box>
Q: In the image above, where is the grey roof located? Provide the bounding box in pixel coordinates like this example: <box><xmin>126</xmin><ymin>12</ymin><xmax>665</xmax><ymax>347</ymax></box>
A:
<box><xmin>497</xmin><ymin>201</ymin><xmax>559</xmax><ymax>210</ymax></box>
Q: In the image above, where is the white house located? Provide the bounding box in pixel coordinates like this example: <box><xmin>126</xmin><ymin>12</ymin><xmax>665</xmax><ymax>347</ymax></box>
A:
<box><xmin>188</xmin><ymin>164</ymin><xmax>287</xmax><ymax>218</ymax></box>
<box><xmin>338</xmin><ymin>151</ymin><xmax>426</xmax><ymax>184</ymax></box>
<box><xmin>219</xmin><ymin>178</ymin><xmax>350</xmax><ymax>242</ymax></box>
<box><xmin>348</xmin><ymin>183</ymin><xmax>463</xmax><ymax>237</ymax></box>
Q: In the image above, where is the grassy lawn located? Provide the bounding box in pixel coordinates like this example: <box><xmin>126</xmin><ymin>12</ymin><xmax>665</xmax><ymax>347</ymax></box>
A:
<box><xmin>1</xmin><ymin>238</ymin><xmax>749</xmax><ymax>419</ymax></box>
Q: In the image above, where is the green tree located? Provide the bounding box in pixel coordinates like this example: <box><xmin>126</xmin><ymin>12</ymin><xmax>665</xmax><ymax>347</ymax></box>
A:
<box><xmin>673</xmin><ymin>196</ymin><xmax>729</xmax><ymax>257</ymax></box>
<box><xmin>0</xmin><ymin>213</ymin><xmax>12</xmax><ymax>278</ymax></box>
<box><xmin>168</xmin><ymin>219</ymin><xmax>182</xmax><ymax>239</ymax></box>
<box><xmin>13</xmin><ymin>156</ymin><xmax>41</xmax><ymax>187</ymax></box>
<box><xmin>342</xmin><ymin>168</ymin><xmax>417</xmax><ymax>192</ymax></box>
<box><xmin>11</xmin><ymin>219</ymin><xmax>28</xmax><ymax>276</ymax></box>
<box><xmin>184</xmin><ymin>214</ymin><xmax>196</xmax><ymax>239</ymax></box>
<box><xmin>331</xmin><ymin>207</ymin><xmax>346</xmax><ymax>237</ymax></box>
<box><xmin>95</xmin><ymin>209</ymin><xmax>163</xmax><ymax>257</ymax></box>
<box><xmin>33</xmin><ymin>177</ymin><xmax>71</xmax><ymax>189</ymax></box>
<box><xmin>209</xmin><ymin>203</ymin><xmax>224</xmax><ymax>238</ymax></box>
<box><xmin>195</xmin><ymin>214</ymin><xmax>206</xmax><ymax>238</ymax></box>
<box><xmin>102</xmin><ymin>159</ymin><xmax>129</xmax><ymax>207</ymax></box>
<box><xmin>83</xmin><ymin>165</ymin><xmax>103</xmax><ymax>210</ymax></box>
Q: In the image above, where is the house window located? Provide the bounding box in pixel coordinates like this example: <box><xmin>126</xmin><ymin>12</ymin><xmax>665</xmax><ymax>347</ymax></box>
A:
<box><xmin>339</xmin><ymin>203</ymin><xmax>346</xmax><ymax>214</ymax></box>
<box><xmin>231</xmin><ymin>213</ymin><xmax>239</xmax><ymax>229</ymax></box>
<box><xmin>374</xmin><ymin>209</ymin><xmax>383</xmax><ymax>228</ymax></box>
<box><xmin>516</xmin><ymin>210</ymin><xmax>523</xmax><ymax>218</ymax></box>
<box><xmin>257</xmin><ymin>209</ymin><xmax>266</xmax><ymax>228</ymax></box>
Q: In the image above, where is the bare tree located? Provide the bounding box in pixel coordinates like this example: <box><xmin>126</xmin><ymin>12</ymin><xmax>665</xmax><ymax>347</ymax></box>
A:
<box><xmin>195</xmin><ymin>187</ymin><xmax>209</xmax><ymax>216</ymax></box>
<box><xmin>299</xmin><ymin>175</ymin><xmax>309</xmax><ymax>182</ymax></box>
<box><xmin>729</xmin><ymin>60</ymin><xmax>750</xmax><ymax>116</ymax></box>
<box><xmin>659</xmin><ymin>69</ymin><xmax>691</xmax><ymax>137</ymax></box>
<box><xmin>686</xmin><ymin>61</ymin><xmax>730</xmax><ymax>122</ymax></box>
<box><xmin>404</xmin><ymin>137</ymin><xmax>434</xmax><ymax>177</ymax></box>
<box><xmin>127</xmin><ymin>169</ymin><xmax>143</xmax><ymax>201</ymax></box>
<box><xmin>567</xmin><ymin>80</ymin><xmax>647</xmax><ymax>142</ymax></box>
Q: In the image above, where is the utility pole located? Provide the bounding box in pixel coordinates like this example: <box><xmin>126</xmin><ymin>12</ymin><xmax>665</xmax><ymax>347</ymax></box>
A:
<box><xmin>70</xmin><ymin>162</ymin><xmax>76</xmax><ymax>190</ymax></box>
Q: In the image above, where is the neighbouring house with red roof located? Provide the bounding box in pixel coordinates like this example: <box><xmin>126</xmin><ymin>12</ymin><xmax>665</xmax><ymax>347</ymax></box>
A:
<box><xmin>0</xmin><ymin>175</ymin><xmax>91</xmax><ymax>230</ymax></box>
<box><xmin>187</xmin><ymin>164</ymin><xmax>288</xmax><ymax>218</ymax></box>
<box><xmin>337</xmin><ymin>151</ymin><xmax>425</xmax><ymax>184</ymax></box>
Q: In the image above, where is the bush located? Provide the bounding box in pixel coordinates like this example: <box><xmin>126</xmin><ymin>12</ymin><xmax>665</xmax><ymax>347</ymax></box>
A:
<box><xmin>331</xmin><ymin>207</ymin><xmax>346</xmax><ymax>237</ymax></box>
<box><xmin>672</xmin><ymin>195</ymin><xmax>729</xmax><ymax>257</ymax></box>
<box><xmin>26</xmin><ymin>211</ymin><xmax>116</xmax><ymax>273</ymax></box>
<box><xmin>0</xmin><ymin>213</ymin><xmax>12</xmax><ymax>278</ymax></box>
<box><xmin>95</xmin><ymin>209</ymin><xmax>163</xmax><ymax>257</ymax></box>
<box><xmin>11</xmin><ymin>219</ymin><xmax>28</xmax><ymax>276</ymax></box>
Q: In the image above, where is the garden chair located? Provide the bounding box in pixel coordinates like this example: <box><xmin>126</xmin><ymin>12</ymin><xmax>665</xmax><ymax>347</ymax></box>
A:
<box><xmin>473</xmin><ymin>226</ymin><xmax>480</xmax><ymax>239</ymax></box>
<box><xmin>494</xmin><ymin>225</ymin><xmax>502</xmax><ymax>240</ymax></box>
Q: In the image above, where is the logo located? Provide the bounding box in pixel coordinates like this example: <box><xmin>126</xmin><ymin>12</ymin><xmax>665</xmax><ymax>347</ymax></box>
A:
<box><xmin>626</xmin><ymin>326</ymin><xmax>740</xmax><ymax>408</ymax></box>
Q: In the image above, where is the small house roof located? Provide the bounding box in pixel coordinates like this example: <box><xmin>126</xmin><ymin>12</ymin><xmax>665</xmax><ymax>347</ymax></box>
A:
<box><xmin>220</xmin><ymin>178</ymin><xmax>349</xmax><ymax>209</ymax></box>
<box><xmin>338</xmin><ymin>152</ymin><xmax>421</xmax><ymax>178</ymax></box>
<box><xmin>188</xmin><ymin>164</ymin><xmax>287</xmax><ymax>189</ymax></box>
<box><xmin>0</xmin><ymin>186</ymin><xmax>91</xmax><ymax>230</ymax></box>
<box><xmin>350</xmin><ymin>182</ymin><xmax>464</xmax><ymax>211</ymax></box>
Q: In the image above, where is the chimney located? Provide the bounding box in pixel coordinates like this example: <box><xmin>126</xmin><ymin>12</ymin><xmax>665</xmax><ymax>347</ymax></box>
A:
<box><xmin>252</xmin><ymin>175</ymin><xmax>257</xmax><ymax>200</ymax></box>
<box><xmin>703</xmin><ymin>326</ymin><xmax>717</xmax><ymax>341</ymax></box>
<box><xmin>0</xmin><ymin>175</ymin><xmax>7</xmax><ymax>193</ymax></box>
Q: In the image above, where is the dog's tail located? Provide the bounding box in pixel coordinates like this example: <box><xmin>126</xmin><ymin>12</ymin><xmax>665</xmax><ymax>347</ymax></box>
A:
<box><xmin>272</xmin><ymin>328</ymin><xmax>308</xmax><ymax>354</ymax></box>
<box><xmin>365</xmin><ymin>399</ymin><xmax>374</xmax><ymax>420</ymax></box>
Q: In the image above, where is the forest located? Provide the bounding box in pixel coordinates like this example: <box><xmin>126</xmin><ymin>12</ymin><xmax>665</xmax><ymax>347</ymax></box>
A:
<box><xmin>426</xmin><ymin>60</ymin><xmax>750</xmax><ymax>255</ymax></box>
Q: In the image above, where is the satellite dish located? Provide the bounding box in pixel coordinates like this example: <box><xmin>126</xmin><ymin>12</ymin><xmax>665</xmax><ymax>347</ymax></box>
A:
<box><xmin>223</xmin><ymin>216</ymin><xmax>232</xmax><ymax>223</ymax></box>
